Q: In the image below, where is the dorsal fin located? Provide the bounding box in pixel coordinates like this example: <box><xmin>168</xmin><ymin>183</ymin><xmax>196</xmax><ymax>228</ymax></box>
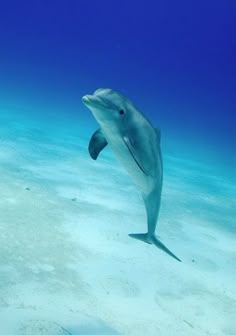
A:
<box><xmin>155</xmin><ymin>128</ymin><xmax>161</xmax><ymax>143</ymax></box>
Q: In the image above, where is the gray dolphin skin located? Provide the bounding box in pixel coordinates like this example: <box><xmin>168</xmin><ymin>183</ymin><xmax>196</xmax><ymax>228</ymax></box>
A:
<box><xmin>82</xmin><ymin>88</ymin><xmax>181</xmax><ymax>262</ymax></box>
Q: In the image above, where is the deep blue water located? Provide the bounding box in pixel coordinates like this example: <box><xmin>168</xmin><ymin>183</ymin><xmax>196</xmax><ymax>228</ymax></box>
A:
<box><xmin>0</xmin><ymin>0</ymin><xmax>235</xmax><ymax>173</ymax></box>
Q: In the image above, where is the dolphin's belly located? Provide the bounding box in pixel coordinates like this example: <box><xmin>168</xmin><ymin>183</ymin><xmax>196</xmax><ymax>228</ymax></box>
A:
<box><xmin>106</xmin><ymin>134</ymin><xmax>154</xmax><ymax>193</ymax></box>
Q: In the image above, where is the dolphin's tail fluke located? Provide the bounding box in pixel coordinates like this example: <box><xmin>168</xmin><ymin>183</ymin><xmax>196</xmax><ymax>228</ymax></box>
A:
<box><xmin>129</xmin><ymin>233</ymin><xmax>181</xmax><ymax>262</ymax></box>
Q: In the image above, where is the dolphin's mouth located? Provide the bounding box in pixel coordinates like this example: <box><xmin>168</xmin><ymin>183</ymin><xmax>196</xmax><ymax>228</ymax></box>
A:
<box><xmin>81</xmin><ymin>95</ymin><xmax>90</xmax><ymax>104</ymax></box>
<box><xmin>82</xmin><ymin>94</ymin><xmax>117</xmax><ymax>110</ymax></box>
<box><xmin>82</xmin><ymin>95</ymin><xmax>100</xmax><ymax>107</ymax></box>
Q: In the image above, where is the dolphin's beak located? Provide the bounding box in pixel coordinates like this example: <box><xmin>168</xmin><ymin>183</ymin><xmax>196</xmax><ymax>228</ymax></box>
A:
<box><xmin>82</xmin><ymin>94</ymin><xmax>105</xmax><ymax>110</ymax></box>
<box><xmin>82</xmin><ymin>95</ymin><xmax>94</xmax><ymax>105</ymax></box>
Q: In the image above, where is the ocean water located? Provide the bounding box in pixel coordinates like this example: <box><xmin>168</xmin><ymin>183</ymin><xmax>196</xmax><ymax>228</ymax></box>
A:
<box><xmin>0</xmin><ymin>1</ymin><xmax>235</xmax><ymax>335</ymax></box>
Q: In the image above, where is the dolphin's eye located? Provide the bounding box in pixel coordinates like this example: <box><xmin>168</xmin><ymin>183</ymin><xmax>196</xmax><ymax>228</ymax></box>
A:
<box><xmin>119</xmin><ymin>109</ymin><xmax>125</xmax><ymax>115</ymax></box>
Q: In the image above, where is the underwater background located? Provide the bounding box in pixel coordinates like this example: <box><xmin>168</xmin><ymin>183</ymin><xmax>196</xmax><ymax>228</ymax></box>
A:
<box><xmin>0</xmin><ymin>1</ymin><xmax>235</xmax><ymax>334</ymax></box>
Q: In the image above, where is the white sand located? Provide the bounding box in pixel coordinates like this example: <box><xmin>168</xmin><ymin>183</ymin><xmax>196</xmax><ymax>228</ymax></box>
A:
<box><xmin>0</xmin><ymin>108</ymin><xmax>235</xmax><ymax>335</ymax></box>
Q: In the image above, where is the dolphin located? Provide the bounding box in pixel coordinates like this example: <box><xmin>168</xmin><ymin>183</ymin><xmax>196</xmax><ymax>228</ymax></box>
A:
<box><xmin>82</xmin><ymin>88</ymin><xmax>181</xmax><ymax>262</ymax></box>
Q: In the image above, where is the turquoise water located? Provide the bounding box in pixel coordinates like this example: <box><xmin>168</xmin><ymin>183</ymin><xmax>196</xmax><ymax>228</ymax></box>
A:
<box><xmin>0</xmin><ymin>107</ymin><xmax>235</xmax><ymax>334</ymax></box>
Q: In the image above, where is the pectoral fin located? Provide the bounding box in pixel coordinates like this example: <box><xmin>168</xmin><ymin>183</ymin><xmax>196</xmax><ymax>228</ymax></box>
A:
<box><xmin>88</xmin><ymin>129</ymin><xmax>108</xmax><ymax>160</ymax></box>
<box><xmin>123</xmin><ymin>136</ymin><xmax>149</xmax><ymax>176</ymax></box>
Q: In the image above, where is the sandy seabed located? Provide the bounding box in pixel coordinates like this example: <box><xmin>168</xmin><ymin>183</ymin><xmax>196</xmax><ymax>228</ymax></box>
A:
<box><xmin>0</xmin><ymin>108</ymin><xmax>235</xmax><ymax>335</ymax></box>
